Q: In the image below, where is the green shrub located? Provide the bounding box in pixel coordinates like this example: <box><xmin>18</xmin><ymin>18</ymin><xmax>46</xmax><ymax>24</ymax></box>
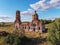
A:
<box><xmin>47</xmin><ymin>18</ymin><xmax>60</xmax><ymax>45</ymax></box>
<box><xmin>5</xmin><ymin>33</ymin><xmax>21</xmax><ymax>45</ymax></box>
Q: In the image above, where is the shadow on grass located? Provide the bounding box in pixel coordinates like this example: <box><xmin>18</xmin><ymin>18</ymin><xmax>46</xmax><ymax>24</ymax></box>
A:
<box><xmin>20</xmin><ymin>36</ymin><xmax>47</xmax><ymax>45</ymax></box>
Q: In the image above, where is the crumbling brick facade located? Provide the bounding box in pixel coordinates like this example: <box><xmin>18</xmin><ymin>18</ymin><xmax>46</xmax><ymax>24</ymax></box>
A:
<box><xmin>14</xmin><ymin>10</ymin><xmax>45</xmax><ymax>33</ymax></box>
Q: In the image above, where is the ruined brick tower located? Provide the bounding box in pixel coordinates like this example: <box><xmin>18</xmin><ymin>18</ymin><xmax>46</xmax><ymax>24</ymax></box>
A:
<box><xmin>32</xmin><ymin>11</ymin><xmax>38</xmax><ymax>21</ymax></box>
<box><xmin>14</xmin><ymin>10</ymin><xmax>21</xmax><ymax>29</ymax></box>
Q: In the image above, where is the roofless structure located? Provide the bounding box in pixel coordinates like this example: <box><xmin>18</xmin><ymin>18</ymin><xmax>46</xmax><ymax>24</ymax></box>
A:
<box><xmin>14</xmin><ymin>10</ymin><xmax>45</xmax><ymax>33</ymax></box>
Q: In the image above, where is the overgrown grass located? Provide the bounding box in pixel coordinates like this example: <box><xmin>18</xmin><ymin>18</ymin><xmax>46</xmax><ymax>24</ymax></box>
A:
<box><xmin>0</xmin><ymin>23</ymin><xmax>49</xmax><ymax>45</ymax></box>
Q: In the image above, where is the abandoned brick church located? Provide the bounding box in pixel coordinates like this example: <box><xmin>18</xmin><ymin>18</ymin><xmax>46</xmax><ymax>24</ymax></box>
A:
<box><xmin>14</xmin><ymin>10</ymin><xmax>45</xmax><ymax>33</ymax></box>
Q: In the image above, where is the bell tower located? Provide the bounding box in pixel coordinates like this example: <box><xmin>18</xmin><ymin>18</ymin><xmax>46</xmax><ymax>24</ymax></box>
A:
<box><xmin>32</xmin><ymin>11</ymin><xmax>38</xmax><ymax>21</ymax></box>
<box><xmin>14</xmin><ymin>10</ymin><xmax>21</xmax><ymax>29</ymax></box>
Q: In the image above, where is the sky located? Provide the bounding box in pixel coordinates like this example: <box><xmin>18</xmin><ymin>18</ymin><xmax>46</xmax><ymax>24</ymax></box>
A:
<box><xmin>0</xmin><ymin>0</ymin><xmax>60</xmax><ymax>22</ymax></box>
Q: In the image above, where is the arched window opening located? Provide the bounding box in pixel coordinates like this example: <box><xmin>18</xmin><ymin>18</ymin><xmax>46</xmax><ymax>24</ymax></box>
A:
<box><xmin>33</xmin><ymin>24</ymin><xmax>36</xmax><ymax>27</ymax></box>
<box><xmin>39</xmin><ymin>27</ymin><xmax>40</xmax><ymax>30</ymax></box>
<box><xmin>33</xmin><ymin>28</ymin><xmax>35</xmax><ymax>31</ymax></box>
<box><xmin>29</xmin><ymin>26</ymin><xmax>30</xmax><ymax>29</ymax></box>
<box><xmin>25</xmin><ymin>26</ymin><xmax>26</xmax><ymax>29</ymax></box>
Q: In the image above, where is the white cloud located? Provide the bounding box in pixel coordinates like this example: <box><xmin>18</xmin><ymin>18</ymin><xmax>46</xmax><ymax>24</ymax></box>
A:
<box><xmin>0</xmin><ymin>15</ymin><xmax>14</xmax><ymax>22</ymax></box>
<box><xmin>21</xmin><ymin>9</ymin><xmax>35</xmax><ymax>15</ymax></box>
<box><xmin>46</xmin><ymin>15</ymin><xmax>60</xmax><ymax>20</ymax></box>
<box><xmin>30</xmin><ymin>0</ymin><xmax>60</xmax><ymax>10</ymax></box>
